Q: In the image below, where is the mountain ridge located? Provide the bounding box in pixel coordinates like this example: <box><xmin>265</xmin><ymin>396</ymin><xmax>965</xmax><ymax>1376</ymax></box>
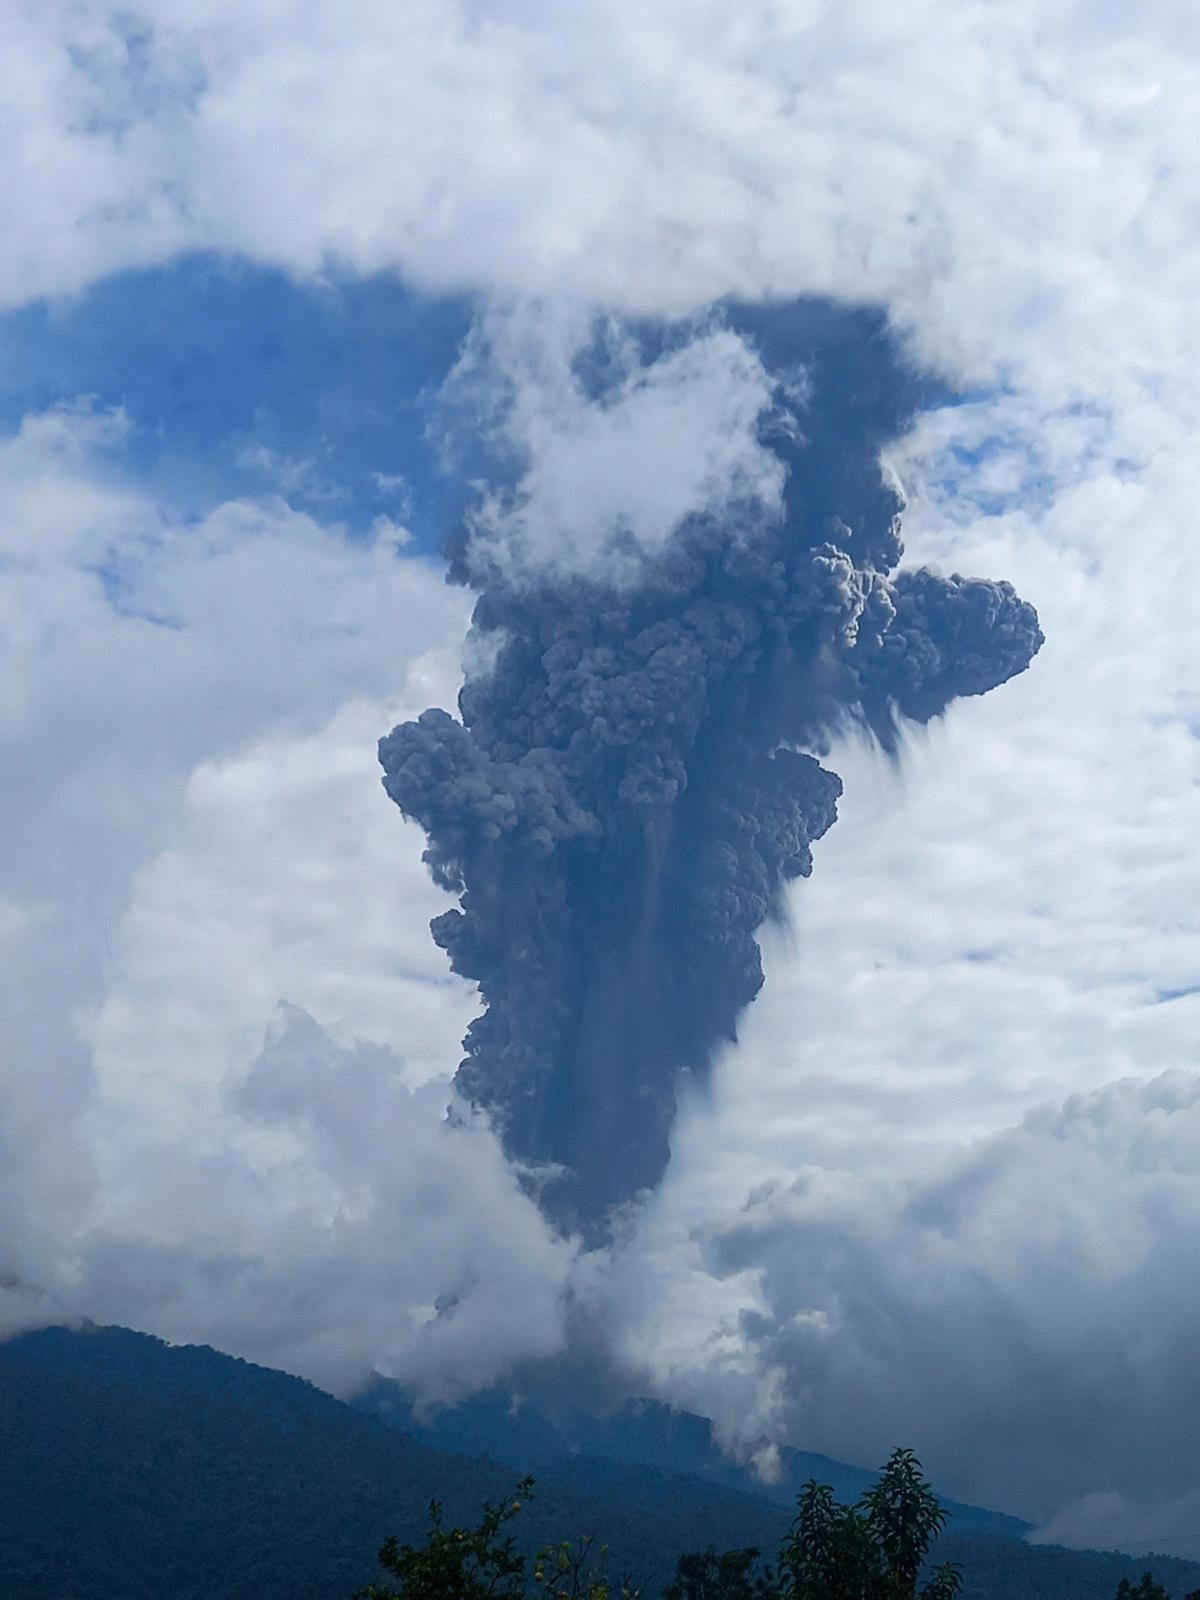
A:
<box><xmin>4</xmin><ymin>1323</ymin><xmax>1199</xmax><ymax>1600</ymax></box>
<box><xmin>352</xmin><ymin>1374</ymin><xmax>1029</xmax><ymax>1539</ymax></box>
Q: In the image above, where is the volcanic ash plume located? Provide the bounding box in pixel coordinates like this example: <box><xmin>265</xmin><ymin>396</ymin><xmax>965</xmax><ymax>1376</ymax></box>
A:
<box><xmin>380</xmin><ymin>303</ymin><xmax>1043</xmax><ymax>1235</ymax></box>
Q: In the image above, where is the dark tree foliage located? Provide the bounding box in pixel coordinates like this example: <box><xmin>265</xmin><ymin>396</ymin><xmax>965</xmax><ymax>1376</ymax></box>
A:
<box><xmin>775</xmin><ymin>1450</ymin><xmax>961</xmax><ymax>1600</ymax></box>
<box><xmin>1115</xmin><ymin>1578</ymin><xmax>1172</xmax><ymax>1600</ymax></box>
<box><xmin>663</xmin><ymin>1546</ymin><xmax>777</xmax><ymax>1600</ymax></box>
<box><xmin>357</xmin><ymin>1478</ymin><xmax>642</xmax><ymax>1600</ymax></box>
<box><xmin>361</xmin><ymin>1449</ymin><xmax>961</xmax><ymax>1600</ymax></box>
<box><xmin>356</xmin><ymin>1479</ymin><xmax>533</xmax><ymax>1600</ymax></box>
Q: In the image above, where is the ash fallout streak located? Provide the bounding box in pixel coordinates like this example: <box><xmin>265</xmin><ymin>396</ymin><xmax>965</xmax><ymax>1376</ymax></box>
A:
<box><xmin>381</xmin><ymin>302</ymin><xmax>1043</xmax><ymax>1236</ymax></box>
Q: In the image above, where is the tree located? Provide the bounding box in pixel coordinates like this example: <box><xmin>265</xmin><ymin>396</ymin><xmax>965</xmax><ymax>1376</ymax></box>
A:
<box><xmin>359</xmin><ymin>1447</ymin><xmax>962</xmax><ymax>1600</ymax></box>
<box><xmin>533</xmin><ymin>1534</ymin><xmax>643</xmax><ymax>1600</ymax></box>
<box><xmin>1116</xmin><ymin>1578</ymin><xmax>1170</xmax><ymax>1600</ymax></box>
<box><xmin>776</xmin><ymin>1449</ymin><xmax>961</xmax><ymax>1600</ymax></box>
<box><xmin>663</xmin><ymin>1545</ymin><xmax>777</xmax><ymax>1600</ymax></box>
<box><xmin>355</xmin><ymin>1477</ymin><xmax>533</xmax><ymax>1600</ymax></box>
<box><xmin>356</xmin><ymin>1478</ymin><xmax>641</xmax><ymax>1600</ymax></box>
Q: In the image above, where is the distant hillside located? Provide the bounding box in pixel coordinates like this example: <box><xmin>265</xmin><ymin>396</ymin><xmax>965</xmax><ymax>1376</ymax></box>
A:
<box><xmin>3</xmin><ymin>1324</ymin><xmax>1200</xmax><ymax>1600</ymax></box>
<box><xmin>0</xmin><ymin>1324</ymin><xmax>796</xmax><ymax>1600</ymax></box>
<box><xmin>353</xmin><ymin>1378</ymin><xmax>1027</xmax><ymax>1539</ymax></box>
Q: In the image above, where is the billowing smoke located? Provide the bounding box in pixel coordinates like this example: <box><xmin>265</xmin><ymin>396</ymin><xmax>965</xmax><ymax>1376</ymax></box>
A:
<box><xmin>380</xmin><ymin>301</ymin><xmax>1043</xmax><ymax>1234</ymax></box>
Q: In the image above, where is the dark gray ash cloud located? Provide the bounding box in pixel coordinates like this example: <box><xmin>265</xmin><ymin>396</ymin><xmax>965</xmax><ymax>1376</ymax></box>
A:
<box><xmin>380</xmin><ymin>301</ymin><xmax>1043</xmax><ymax>1235</ymax></box>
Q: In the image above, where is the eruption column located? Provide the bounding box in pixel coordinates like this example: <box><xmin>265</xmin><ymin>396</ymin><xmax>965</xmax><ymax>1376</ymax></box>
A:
<box><xmin>380</xmin><ymin>303</ymin><xmax>1043</xmax><ymax>1235</ymax></box>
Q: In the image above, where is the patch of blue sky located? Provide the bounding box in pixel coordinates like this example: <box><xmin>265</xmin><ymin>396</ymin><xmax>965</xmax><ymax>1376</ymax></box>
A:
<box><xmin>1152</xmin><ymin>985</ymin><xmax>1200</xmax><ymax>1005</ymax></box>
<box><xmin>1</xmin><ymin>269</ymin><xmax>997</xmax><ymax>584</ymax></box>
<box><xmin>90</xmin><ymin>556</ymin><xmax>185</xmax><ymax>631</ymax></box>
<box><xmin>938</xmin><ymin>441</ymin><xmax>1053</xmax><ymax>516</ymax></box>
<box><xmin>0</xmin><ymin>252</ymin><xmax>476</xmax><ymax>552</ymax></box>
<box><xmin>920</xmin><ymin>389</ymin><xmax>1114</xmax><ymax>519</ymax></box>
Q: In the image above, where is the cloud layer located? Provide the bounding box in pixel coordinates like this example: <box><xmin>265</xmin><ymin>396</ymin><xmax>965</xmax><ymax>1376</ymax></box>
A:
<box><xmin>2</xmin><ymin>0</ymin><xmax>1200</xmax><ymax>1557</ymax></box>
<box><xmin>6</xmin><ymin>0</ymin><xmax>1198</xmax><ymax>415</ymax></box>
<box><xmin>0</xmin><ymin>399</ymin><xmax>539</xmax><ymax>1384</ymax></box>
<box><xmin>596</xmin><ymin>1070</ymin><xmax>1200</xmax><ymax>1546</ymax></box>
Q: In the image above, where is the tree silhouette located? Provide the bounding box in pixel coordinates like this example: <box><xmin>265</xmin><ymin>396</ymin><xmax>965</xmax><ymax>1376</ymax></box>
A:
<box><xmin>359</xmin><ymin>1448</ymin><xmax>962</xmax><ymax>1600</ymax></box>
<box><xmin>1116</xmin><ymin>1577</ymin><xmax>1171</xmax><ymax>1600</ymax></box>
<box><xmin>356</xmin><ymin>1477</ymin><xmax>641</xmax><ymax>1600</ymax></box>
<box><xmin>355</xmin><ymin>1478</ymin><xmax>533</xmax><ymax>1600</ymax></box>
<box><xmin>776</xmin><ymin>1449</ymin><xmax>960</xmax><ymax>1600</ymax></box>
<box><xmin>663</xmin><ymin>1545</ymin><xmax>777</xmax><ymax>1600</ymax></box>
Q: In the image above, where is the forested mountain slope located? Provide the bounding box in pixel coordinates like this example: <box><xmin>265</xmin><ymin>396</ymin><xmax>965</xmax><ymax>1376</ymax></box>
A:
<box><xmin>355</xmin><ymin>1377</ymin><xmax>1025</xmax><ymax>1538</ymax></box>
<box><xmin>3</xmin><ymin>1325</ymin><xmax>1198</xmax><ymax>1600</ymax></box>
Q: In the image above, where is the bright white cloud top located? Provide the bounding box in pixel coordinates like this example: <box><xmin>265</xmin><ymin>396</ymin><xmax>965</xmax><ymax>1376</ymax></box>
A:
<box><xmin>2</xmin><ymin>0</ymin><xmax>1199</xmax><ymax>1560</ymax></box>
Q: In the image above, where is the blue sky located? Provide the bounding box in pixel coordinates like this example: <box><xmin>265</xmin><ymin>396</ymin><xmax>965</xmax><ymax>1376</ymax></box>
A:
<box><xmin>0</xmin><ymin>256</ymin><xmax>472</xmax><ymax>541</ymax></box>
<box><xmin>2</xmin><ymin>0</ymin><xmax>1200</xmax><ymax>1561</ymax></box>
